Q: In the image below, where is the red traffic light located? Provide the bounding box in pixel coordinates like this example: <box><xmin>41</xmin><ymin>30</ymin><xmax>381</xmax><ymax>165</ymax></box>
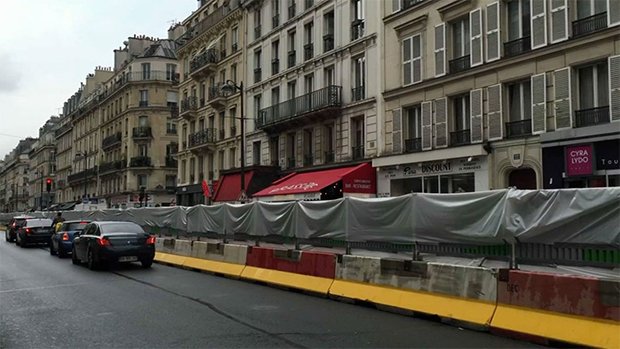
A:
<box><xmin>46</xmin><ymin>178</ymin><xmax>52</xmax><ymax>184</ymax></box>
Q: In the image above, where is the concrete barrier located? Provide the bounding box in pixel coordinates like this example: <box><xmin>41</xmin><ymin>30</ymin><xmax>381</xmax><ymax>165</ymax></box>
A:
<box><xmin>172</xmin><ymin>239</ymin><xmax>192</xmax><ymax>256</ymax></box>
<box><xmin>491</xmin><ymin>269</ymin><xmax>620</xmax><ymax>348</ymax></box>
<box><xmin>330</xmin><ymin>255</ymin><xmax>497</xmax><ymax>326</ymax></box>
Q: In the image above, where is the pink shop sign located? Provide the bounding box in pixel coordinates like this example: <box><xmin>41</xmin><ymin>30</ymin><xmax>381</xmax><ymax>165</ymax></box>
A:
<box><xmin>565</xmin><ymin>144</ymin><xmax>593</xmax><ymax>176</ymax></box>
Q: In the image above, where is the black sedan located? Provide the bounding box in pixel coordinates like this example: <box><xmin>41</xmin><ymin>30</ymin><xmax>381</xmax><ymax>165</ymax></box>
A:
<box><xmin>72</xmin><ymin>221</ymin><xmax>156</xmax><ymax>270</ymax></box>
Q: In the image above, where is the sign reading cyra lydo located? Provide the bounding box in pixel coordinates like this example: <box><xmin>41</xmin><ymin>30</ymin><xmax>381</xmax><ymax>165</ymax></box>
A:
<box><xmin>566</xmin><ymin>144</ymin><xmax>593</xmax><ymax>176</ymax></box>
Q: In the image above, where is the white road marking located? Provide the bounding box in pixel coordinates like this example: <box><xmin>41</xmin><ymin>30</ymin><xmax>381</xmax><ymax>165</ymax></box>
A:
<box><xmin>0</xmin><ymin>282</ymin><xmax>90</xmax><ymax>294</ymax></box>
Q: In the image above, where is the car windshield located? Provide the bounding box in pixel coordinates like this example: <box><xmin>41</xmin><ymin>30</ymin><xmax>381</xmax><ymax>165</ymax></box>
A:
<box><xmin>26</xmin><ymin>219</ymin><xmax>53</xmax><ymax>227</ymax></box>
<box><xmin>64</xmin><ymin>222</ymin><xmax>89</xmax><ymax>231</ymax></box>
<box><xmin>101</xmin><ymin>223</ymin><xmax>144</xmax><ymax>234</ymax></box>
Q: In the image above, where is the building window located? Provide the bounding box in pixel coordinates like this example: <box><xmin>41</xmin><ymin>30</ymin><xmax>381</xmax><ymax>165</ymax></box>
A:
<box><xmin>506</xmin><ymin>80</ymin><xmax>532</xmax><ymax>137</ymax></box>
<box><xmin>288</xmin><ymin>30</ymin><xmax>296</xmax><ymax>68</ymax></box>
<box><xmin>141</xmin><ymin>63</ymin><xmax>151</xmax><ymax>80</ymax></box>
<box><xmin>287</xmin><ymin>133</ymin><xmax>296</xmax><ymax>168</ymax></box>
<box><xmin>323</xmin><ymin>123</ymin><xmax>334</xmax><ymax>163</ymax></box>
<box><xmin>254</xmin><ymin>94</ymin><xmax>262</xmax><ymax>120</ymax></box>
<box><xmin>218</xmin><ymin>150</ymin><xmax>225</xmax><ymax>174</ymax></box>
<box><xmin>271</xmin><ymin>87</ymin><xmax>280</xmax><ymax>108</ymax></box>
<box><xmin>272</xmin><ymin>0</ymin><xmax>280</xmax><ymax>28</ymax></box>
<box><xmin>231</xmin><ymin>64</ymin><xmax>237</xmax><ymax>82</ymax></box>
<box><xmin>575</xmin><ymin>61</ymin><xmax>609</xmax><ymax>127</ymax></box>
<box><xmin>253</xmin><ymin>141</ymin><xmax>261</xmax><ymax>165</ymax></box>
<box><xmin>352</xmin><ymin>56</ymin><xmax>365</xmax><ymax>101</ymax></box>
<box><xmin>577</xmin><ymin>0</ymin><xmax>607</xmax><ymax>19</ymax></box>
<box><xmin>449</xmin><ymin>17</ymin><xmax>470</xmax><ymax>73</ymax></box>
<box><xmin>324</xmin><ymin>66</ymin><xmax>334</xmax><ymax>87</ymax></box>
<box><xmin>504</xmin><ymin>0</ymin><xmax>531</xmax><ymax>57</ymax></box>
<box><xmin>270</xmin><ymin>136</ymin><xmax>279</xmax><ymax>166</ymax></box>
<box><xmin>351</xmin><ymin>117</ymin><xmax>364</xmax><ymax>160</ymax></box>
<box><xmin>139</xmin><ymin>90</ymin><xmax>148</xmax><ymax>107</ymax></box>
<box><xmin>166</xmin><ymin>64</ymin><xmax>177</xmax><ymax>81</ymax></box>
<box><xmin>220</xmin><ymin>33</ymin><xmax>227</xmax><ymax>58</ymax></box>
<box><xmin>272</xmin><ymin>40</ymin><xmax>280</xmax><ymax>75</ymax></box>
<box><xmin>404</xmin><ymin>105</ymin><xmax>422</xmax><ymax>152</ymax></box>
<box><xmin>139</xmin><ymin>115</ymin><xmax>148</xmax><ymax>127</ymax></box>
<box><xmin>254</xmin><ymin>49</ymin><xmax>262</xmax><ymax>83</ymax></box>
<box><xmin>304</xmin><ymin>73</ymin><xmax>314</xmax><ymax>94</ymax></box>
<box><xmin>138</xmin><ymin>144</ymin><xmax>148</xmax><ymax>157</ymax></box>
<box><xmin>229</xmin><ymin>147</ymin><xmax>236</xmax><ymax>169</ymax></box>
<box><xmin>287</xmin><ymin>80</ymin><xmax>296</xmax><ymax>99</ymax></box>
<box><xmin>232</xmin><ymin>27</ymin><xmax>239</xmax><ymax>52</ymax></box>
<box><xmin>254</xmin><ymin>9</ymin><xmax>262</xmax><ymax>39</ymax></box>
<box><xmin>323</xmin><ymin>11</ymin><xmax>334</xmax><ymax>52</ymax></box>
<box><xmin>351</xmin><ymin>0</ymin><xmax>365</xmax><ymax>40</ymax></box>
<box><xmin>137</xmin><ymin>174</ymin><xmax>148</xmax><ymax>189</ymax></box>
<box><xmin>304</xmin><ymin>21</ymin><xmax>314</xmax><ymax>61</ymax></box>
<box><xmin>451</xmin><ymin>94</ymin><xmax>470</xmax><ymax>146</ymax></box>
<box><xmin>165</xmin><ymin>175</ymin><xmax>176</xmax><ymax>189</ymax></box>
<box><xmin>402</xmin><ymin>34</ymin><xmax>422</xmax><ymax>85</ymax></box>
<box><xmin>303</xmin><ymin>129</ymin><xmax>313</xmax><ymax>166</ymax></box>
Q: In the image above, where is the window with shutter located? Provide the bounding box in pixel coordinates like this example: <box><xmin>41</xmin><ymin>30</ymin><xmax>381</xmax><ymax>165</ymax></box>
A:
<box><xmin>550</xmin><ymin>0</ymin><xmax>568</xmax><ymax>43</ymax></box>
<box><xmin>610</xmin><ymin>55</ymin><xmax>620</xmax><ymax>122</ymax></box>
<box><xmin>531</xmin><ymin>73</ymin><xmax>547</xmax><ymax>134</ymax></box>
<box><xmin>530</xmin><ymin>0</ymin><xmax>547</xmax><ymax>49</ymax></box>
<box><xmin>434</xmin><ymin>98</ymin><xmax>448</xmax><ymax>148</ymax></box>
<box><xmin>486</xmin><ymin>2</ymin><xmax>500</xmax><ymax>62</ymax></box>
<box><xmin>402</xmin><ymin>34</ymin><xmax>422</xmax><ymax>86</ymax></box>
<box><xmin>554</xmin><ymin>67</ymin><xmax>572</xmax><ymax>129</ymax></box>
<box><xmin>488</xmin><ymin>84</ymin><xmax>503</xmax><ymax>140</ymax></box>
<box><xmin>392</xmin><ymin>109</ymin><xmax>403</xmax><ymax>153</ymax></box>
<box><xmin>421</xmin><ymin>101</ymin><xmax>432</xmax><ymax>150</ymax></box>
<box><xmin>403</xmin><ymin>106</ymin><xmax>422</xmax><ymax>153</ymax></box>
<box><xmin>470</xmin><ymin>8</ymin><xmax>483</xmax><ymax>67</ymax></box>
<box><xmin>392</xmin><ymin>0</ymin><xmax>400</xmax><ymax>13</ymax></box>
<box><xmin>470</xmin><ymin>89</ymin><xmax>483</xmax><ymax>143</ymax></box>
<box><xmin>609</xmin><ymin>0</ymin><xmax>620</xmax><ymax>27</ymax></box>
<box><xmin>575</xmin><ymin>62</ymin><xmax>609</xmax><ymax>127</ymax></box>
<box><xmin>434</xmin><ymin>23</ymin><xmax>446</xmax><ymax>77</ymax></box>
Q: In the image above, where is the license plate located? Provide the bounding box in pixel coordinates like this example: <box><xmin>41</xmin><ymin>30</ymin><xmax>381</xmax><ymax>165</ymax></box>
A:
<box><xmin>118</xmin><ymin>256</ymin><xmax>138</xmax><ymax>262</ymax></box>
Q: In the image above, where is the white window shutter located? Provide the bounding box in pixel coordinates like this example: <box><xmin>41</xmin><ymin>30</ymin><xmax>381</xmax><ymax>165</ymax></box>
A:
<box><xmin>608</xmin><ymin>0</ymin><xmax>620</xmax><ymax>27</ymax></box>
<box><xmin>550</xmin><ymin>0</ymin><xmax>568</xmax><ymax>43</ymax></box>
<box><xmin>434</xmin><ymin>23</ymin><xmax>446</xmax><ymax>77</ymax></box>
<box><xmin>421</xmin><ymin>101</ymin><xmax>433</xmax><ymax>150</ymax></box>
<box><xmin>403</xmin><ymin>37</ymin><xmax>412</xmax><ymax>86</ymax></box>
<box><xmin>530</xmin><ymin>0</ymin><xmax>547</xmax><ymax>50</ymax></box>
<box><xmin>470</xmin><ymin>89</ymin><xmax>484</xmax><ymax>143</ymax></box>
<box><xmin>392</xmin><ymin>0</ymin><xmax>401</xmax><ymax>13</ymax></box>
<box><xmin>412</xmin><ymin>34</ymin><xmax>422</xmax><ymax>84</ymax></box>
<box><xmin>470</xmin><ymin>8</ymin><xmax>483</xmax><ymax>67</ymax></box>
<box><xmin>610</xmin><ymin>55</ymin><xmax>620</xmax><ymax>122</ymax></box>
<box><xmin>486</xmin><ymin>2</ymin><xmax>500</xmax><ymax>62</ymax></box>
<box><xmin>487</xmin><ymin>84</ymin><xmax>503</xmax><ymax>141</ymax></box>
<box><xmin>531</xmin><ymin>73</ymin><xmax>547</xmax><ymax>134</ymax></box>
<box><xmin>392</xmin><ymin>109</ymin><xmax>403</xmax><ymax>153</ymax></box>
<box><xmin>433</xmin><ymin>98</ymin><xmax>448</xmax><ymax>148</ymax></box>
<box><xmin>554</xmin><ymin>67</ymin><xmax>572</xmax><ymax>129</ymax></box>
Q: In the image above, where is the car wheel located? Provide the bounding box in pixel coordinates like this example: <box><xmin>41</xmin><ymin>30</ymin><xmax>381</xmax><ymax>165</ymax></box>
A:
<box><xmin>57</xmin><ymin>245</ymin><xmax>67</xmax><ymax>258</ymax></box>
<box><xmin>72</xmin><ymin>247</ymin><xmax>80</xmax><ymax>265</ymax></box>
<box><xmin>87</xmin><ymin>249</ymin><xmax>99</xmax><ymax>271</ymax></box>
<box><xmin>141</xmin><ymin>259</ymin><xmax>153</xmax><ymax>268</ymax></box>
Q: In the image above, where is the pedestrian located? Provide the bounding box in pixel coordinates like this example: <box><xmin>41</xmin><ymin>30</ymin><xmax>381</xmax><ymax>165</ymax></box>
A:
<box><xmin>51</xmin><ymin>212</ymin><xmax>65</xmax><ymax>232</ymax></box>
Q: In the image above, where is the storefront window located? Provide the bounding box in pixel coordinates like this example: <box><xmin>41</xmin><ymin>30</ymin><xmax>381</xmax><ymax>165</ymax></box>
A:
<box><xmin>390</xmin><ymin>174</ymin><xmax>474</xmax><ymax>195</ymax></box>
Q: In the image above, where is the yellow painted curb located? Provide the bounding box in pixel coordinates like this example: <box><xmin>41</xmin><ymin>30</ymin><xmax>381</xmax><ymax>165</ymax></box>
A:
<box><xmin>154</xmin><ymin>252</ymin><xmax>187</xmax><ymax>266</ymax></box>
<box><xmin>492</xmin><ymin>304</ymin><xmax>620</xmax><ymax>349</ymax></box>
<box><xmin>241</xmin><ymin>266</ymin><xmax>333</xmax><ymax>294</ymax></box>
<box><xmin>182</xmin><ymin>256</ymin><xmax>245</xmax><ymax>277</ymax></box>
<box><xmin>329</xmin><ymin>279</ymin><xmax>496</xmax><ymax>326</ymax></box>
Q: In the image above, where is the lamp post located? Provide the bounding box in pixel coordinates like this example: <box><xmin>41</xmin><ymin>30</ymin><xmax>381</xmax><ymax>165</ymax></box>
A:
<box><xmin>221</xmin><ymin>80</ymin><xmax>246</xmax><ymax>203</ymax></box>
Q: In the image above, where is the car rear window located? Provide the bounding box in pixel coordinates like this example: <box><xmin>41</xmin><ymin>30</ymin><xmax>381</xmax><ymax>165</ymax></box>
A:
<box><xmin>26</xmin><ymin>219</ymin><xmax>53</xmax><ymax>227</ymax></box>
<box><xmin>64</xmin><ymin>222</ymin><xmax>88</xmax><ymax>231</ymax></box>
<box><xmin>101</xmin><ymin>223</ymin><xmax>144</xmax><ymax>234</ymax></box>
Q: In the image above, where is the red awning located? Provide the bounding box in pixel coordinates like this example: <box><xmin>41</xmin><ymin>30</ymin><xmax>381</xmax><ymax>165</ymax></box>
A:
<box><xmin>212</xmin><ymin>171</ymin><xmax>254</xmax><ymax>202</ymax></box>
<box><xmin>253</xmin><ymin>163</ymin><xmax>375</xmax><ymax>199</ymax></box>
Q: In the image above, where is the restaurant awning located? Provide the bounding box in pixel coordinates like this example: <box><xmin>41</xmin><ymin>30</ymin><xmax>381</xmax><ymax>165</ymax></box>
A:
<box><xmin>212</xmin><ymin>171</ymin><xmax>255</xmax><ymax>202</ymax></box>
<box><xmin>253</xmin><ymin>162</ymin><xmax>375</xmax><ymax>201</ymax></box>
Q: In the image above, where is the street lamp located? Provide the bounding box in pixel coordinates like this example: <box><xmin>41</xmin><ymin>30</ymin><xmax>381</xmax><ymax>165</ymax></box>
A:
<box><xmin>221</xmin><ymin>80</ymin><xmax>246</xmax><ymax>203</ymax></box>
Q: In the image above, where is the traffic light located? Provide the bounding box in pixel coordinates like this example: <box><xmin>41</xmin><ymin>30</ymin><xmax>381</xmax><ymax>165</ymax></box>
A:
<box><xmin>46</xmin><ymin>178</ymin><xmax>52</xmax><ymax>193</ymax></box>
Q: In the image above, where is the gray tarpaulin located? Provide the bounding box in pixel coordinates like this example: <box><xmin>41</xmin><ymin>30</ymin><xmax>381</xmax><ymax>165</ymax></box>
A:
<box><xmin>253</xmin><ymin>201</ymin><xmax>296</xmax><ymax>237</ymax></box>
<box><xmin>295</xmin><ymin>199</ymin><xmax>347</xmax><ymax>239</ymax></box>
<box><xmin>346</xmin><ymin>195</ymin><xmax>414</xmax><ymax>242</ymax></box>
<box><xmin>225</xmin><ymin>203</ymin><xmax>256</xmax><ymax>235</ymax></box>
<box><xmin>186</xmin><ymin>205</ymin><xmax>225</xmax><ymax>233</ymax></box>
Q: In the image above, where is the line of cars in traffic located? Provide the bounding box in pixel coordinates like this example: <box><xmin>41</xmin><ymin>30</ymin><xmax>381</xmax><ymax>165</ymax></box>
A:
<box><xmin>4</xmin><ymin>215</ymin><xmax>156</xmax><ymax>270</ymax></box>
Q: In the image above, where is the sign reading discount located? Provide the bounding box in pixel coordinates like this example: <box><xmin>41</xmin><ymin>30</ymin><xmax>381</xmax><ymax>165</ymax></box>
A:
<box><xmin>565</xmin><ymin>144</ymin><xmax>593</xmax><ymax>176</ymax></box>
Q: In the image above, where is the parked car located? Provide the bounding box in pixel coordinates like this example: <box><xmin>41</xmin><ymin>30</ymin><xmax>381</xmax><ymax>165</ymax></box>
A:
<box><xmin>15</xmin><ymin>218</ymin><xmax>54</xmax><ymax>247</ymax></box>
<box><xmin>5</xmin><ymin>215</ymin><xmax>33</xmax><ymax>242</ymax></box>
<box><xmin>72</xmin><ymin>221</ymin><xmax>156</xmax><ymax>270</ymax></box>
<box><xmin>50</xmin><ymin>220</ymin><xmax>91</xmax><ymax>258</ymax></box>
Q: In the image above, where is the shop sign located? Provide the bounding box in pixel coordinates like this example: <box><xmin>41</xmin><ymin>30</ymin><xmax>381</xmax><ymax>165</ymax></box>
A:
<box><xmin>595</xmin><ymin>140</ymin><xmax>620</xmax><ymax>170</ymax></box>
<box><xmin>565</xmin><ymin>144</ymin><xmax>593</xmax><ymax>176</ymax></box>
<box><xmin>382</xmin><ymin>157</ymin><xmax>484</xmax><ymax>179</ymax></box>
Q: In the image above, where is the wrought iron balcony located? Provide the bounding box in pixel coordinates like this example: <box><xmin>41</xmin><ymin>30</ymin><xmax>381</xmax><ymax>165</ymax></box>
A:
<box><xmin>130</xmin><ymin>156</ymin><xmax>152</xmax><ymax>167</ymax></box>
<box><xmin>287</xmin><ymin>157</ymin><xmax>296</xmax><ymax>168</ymax></box>
<box><xmin>272</xmin><ymin>58</ymin><xmax>280</xmax><ymax>75</ymax></box>
<box><xmin>99</xmin><ymin>160</ymin><xmax>125</xmax><ymax>174</ymax></box>
<box><xmin>352</xmin><ymin>145</ymin><xmax>364</xmax><ymax>160</ymax></box>
<box><xmin>288</xmin><ymin>4</ymin><xmax>296</xmax><ymax>19</ymax></box>
<box><xmin>288</xmin><ymin>50</ymin><xmax>296</xmax><ymax>68</ymax></box>
<box><xmin>188</xmin><ymin>129</ymin><xmax>217</xmax><ymax>148</ymax></box>
<box><xmin>504</xmin><ymin>36</ymin><xmax>531</xmax><ymax>57</ymax></box>
<box><xmin>304</xmin><ymin>43</ymin><xmax>313</xmax><ymax>61</ymax></box>
<box><xmin>573</xmin><ymin>12</ymin><xmax>607</xmax><ymax>38</ymax></box>
<box><xmin>102</xmin><ymin>132</ymin><xmax>122</xmax><ymax>150</ymax></box>
<box><xmin>404</xmin><ymin>138</ymin><xmax>422</xmax><ymax>153</ymax></box>
<box><xmin>132</xmin><ymin>126</ymin><xmax>152</xmax><ymax>139</ymax></box>
<box><xmin>449</xmin><ymin>55</ymin><xmax>471</xmax><ymax>74</ymax></box>
<box><xmin>324</xmin><ymin>150</ymin><xmax>335</xmax><ymax>164</ymax></box>
<box><xmin>220</xmin><ymin>49</ymin><xmax>227</xmax><ymax>60</ymax></box>
<box><xmin>180</xmin><ymin>96</ymin><xmax>198</xmax><ymax>118</ymax></box>
<box><xmin>189</xmin><ymin>49</ymin><xmax>220</xmax><ymax>76</ymax></box>
<box><xmin>254</xmin><ymin>67</ymin><xmax>262</xmax><ymax>83</ymax></box>
<box><xmin>255</xmin><ymin>26</ymin><xmax>261</xmax><ymax>40</ymax></box>
<box><xmin>402</xmin><ymin>0</ymin><xmax>426</xmax><ymax>10</ymax></box>
<box><xmin>450</xmin><ymin>129</ymin><xmax>471</xmax><ymax>146</ymax></box>
<box><xmin>506</xmin><ymin>119</ymin><xmax>532</xmax><ymax>138</ymax></box>
<box><xmin>139</xmin><ymin>101</ymin><xmax>149</xmax><ymax>107</ymax></box>
<box><xmin>575</xmin><ymin>106</ymin><xmax>610</xmax><ymax>128</ymax></box>
<box><xmin>303</xmin><ymin>155</ymin><xmax>313</xmax><ymax>166</ymax></box>
<box><xmin>273</xmin><ymin>14</ymin><xmax>279</xmax><ymax>28</ymax></box>
<box><xmin>68</xmin><ymin>167</ymin><xmax>98</xmax><ymax>183</ymax></box>
<box><xmin>176</xmin><ymin>0</ymin><xmax>241</xmax><ymax>49</ymax></box>
<box><xmin>257</xmin><ymin>85</ymin><xmax>342</xmax><ymax>130</ymax></box>
<box><xmin>208</xmin><ymin>84</ymin><xmax>225</xmax><ymax>106</ymax></box>
<box><xmin>351</xmin><ymin>19</ymin><xmax>365</xmax><ymax>40</ymax></box>
<box><xmin>55</xmin><ymin>123</ymin><xmax>72</xmax><ymax>137</ymax></box>
<box><xmin>351</xmin><ymin>86</ymin><xmax>365</xmax><ymax>102</ymax></box>
<box><xmin>323</xmin><ymin>34</ymin><xmax>334</xmax><ymax>52</ymax></box>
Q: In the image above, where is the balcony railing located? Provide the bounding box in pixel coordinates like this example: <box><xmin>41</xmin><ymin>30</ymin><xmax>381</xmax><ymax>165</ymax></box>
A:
<box><xmin>575</xmin><ymin>106</ymin><xmax>610</xmax><ymax>128</ymax></box>
<box><xmin>287</xmin><ymin>157</ymin><xmax>296</xmax><ymax>168</ymax></box>
<box><xmin>132</xmin><ymin>126</ymin><xmax>152</xmax><ymax>139</ymax></box>
<box><xmin>402</xmin><ymin>0</ymin><xmax>426</xmax><ymax>10</ymax></box>
<box><xmin>304</xmin><ymin>43</ymin><xmax>314</xmax><ymax>61</ymax></box>
<box><xmin>404</xmin><ymin>138</ymin><xmax>422</xmax><ymax>153</ymax></box>
<box><xmin>254</xmin><ymin>67</ymin><xmax>262</xmax><ymax>83</ymax></box>
<box><xmin>324</xmin><ymin>150</ymin><xmax>335</xmax><ymax>163</ymax></box>
<box><xmin>449</xmin><ymin>55</ymin><xmax>471</xmax><ymax>74</ymax></box>
<box><xmin>176</xmin><ymin>0</ymin><xmax>241</xmax><ymax>48</ymax></box>
<box><xmin>166</xmin><ymin>127</ymin><xmax>177</xmax><ymax>135</ymax></box>
<box><xmin>506</xmin><ymin>119</ymin><xmax>532</xmax><ymax>138</ymax></box>
<box><xmin>273</xmin><ymin>14</ymin><xmax>280</xmax><ymax>28</ymax></box>
<box><xmin>351</xmin><ymin>19</ymin><xmax>365</xmax><ymax>40</ymax></box>
<box><xmin>272</xmin><ymin>58</ymin><xmax>280</xmax><ymax>75</ymax></box>
<box><xmin>188</xmin><ymin>129</ymin><xmax>217</xmax><ymax>148</ymax></box>
<box><xmin>165</xmin><ymin>156</ymin><xmax>178</xmax><ymax>168</ymax></box>
<box><xmin>323</xmin><ymin>34</ymin><xmax>334</xmax><ymax>52</ymax></box>
<box><xmin>67</xmin><ymin>167</ymin><xmax>98</xmax><ymax>183</ymax></box>
<box><xmin>102</xmin><ymin>132</ymin><xmax>122</xmax><ymax>149</ymax></box>
<box><xmin>139</xmin><ymin>101</ymin><xmax>149</xmax><ymax>107</ymax></box>
<box><xmin>54</xmin><ymin>123</ymin><xmax>72</xmax><ymax>137</ymax></box>
<box><xmin>288</xmin><ymin>4</ymin><xmax>296</xmax><ymax>19</ymax></box>
<box><xmin>504</xmin><ymin>36</ymin><xmax>531</xmax><ymax>57</ymax></box>
<box><xmin>450</xmin><ymin>129</ymin><xmax>471</xmax><ymax>146</ymax></box>
<box><xmin>352</xmin><ymin>145</ymin><xmax>364</xmax><ymax>160</ymax></box>
<box><xmin>208</xmin><ymin>84</ymin><xmax>225</xmax><ymax>103</ymax></box>
<box><xmin>130</xmin><ymin>156</ymin><xmax>152</xmax><ymax>167</ymax></box>
<box><xmin>573</xmin><ymin>12</ymin><xmax>607</xmax><ymax>38</ymax></box>
<box><xmin>288</xmin><ymin>50</ymin><xmax>296</xmax><ymax>68</ymax></box>
<box><xmin>255</xmin><ymin>26</ymin><xmax>262</xmax><ymax>39</ymax></box>
<box><xmin>257</xmin><ymin>85</ymin><xmax>342</xmax><ymax>129</ymax></box>
<box><xmin>99</xmin><ymin>160</ymin><xmax>125</xmax><ymax>173</ymax></box>
<box><xmin>102</xmin><ymin>71</ymin><xmax>180</xmax><ymax>99</ymax></box>
<box><xmin>351</xmin><ymin>86</ymin><xmax>365</xmax><ymax>102</ymax></box>
<box><xmin>190</xmin><ymin>49</ymin><xmax>220</xmax><ymax>75</ymax></box>
<box><xmin>180</xmin><ymin>96</ymin><xmax>198</xmax><ymax>115</ymax></box>
<box><xmin>303</xmin><ymin>155</ymin><xmax>313</xmax><ymax>166</ymax></box>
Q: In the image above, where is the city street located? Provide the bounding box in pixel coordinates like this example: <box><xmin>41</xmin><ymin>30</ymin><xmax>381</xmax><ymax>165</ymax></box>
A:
<box><xmin>0</xmin><ymin>232</ymin><xmax>538</xmax><ymax>348</ymax></box>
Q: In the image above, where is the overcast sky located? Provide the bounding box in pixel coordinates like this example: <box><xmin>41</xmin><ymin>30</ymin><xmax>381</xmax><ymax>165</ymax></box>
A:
<box><xmin>0</xmin><ymin>0</ymin><xmax>197</xmax><ymax>158</ymax></box>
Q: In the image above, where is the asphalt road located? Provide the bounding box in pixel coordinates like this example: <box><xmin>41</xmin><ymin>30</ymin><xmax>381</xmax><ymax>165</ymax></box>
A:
<box><xmin>0</xmin><ymin>232</ymin><xmax>539</xmax><ymax>348</ymax></box>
